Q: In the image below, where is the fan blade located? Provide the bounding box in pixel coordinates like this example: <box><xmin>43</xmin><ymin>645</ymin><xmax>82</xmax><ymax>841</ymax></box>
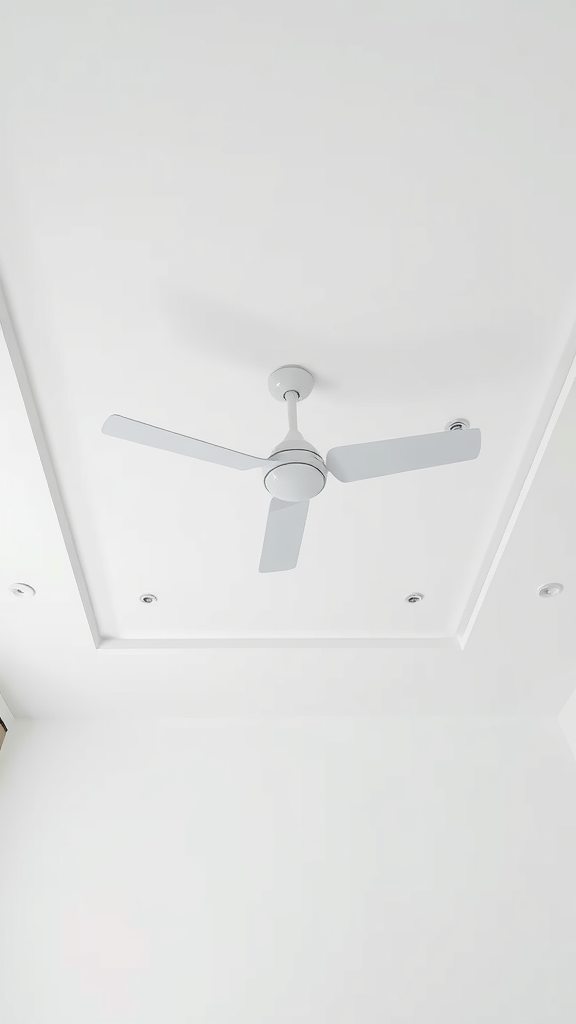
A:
<box><xmin>102</xmin><ymin>415</ymin><xmax>271</xmax><ymax>471</ymax></box>
<box><xmin>327</xmin><ymin>427</ymin><xmax>481</xmax><ymax>483</ymax></box>
<box><xmin>259</xmin><ymin>498</ymin><xmax>309</xmax><ymax>573</ymax></box>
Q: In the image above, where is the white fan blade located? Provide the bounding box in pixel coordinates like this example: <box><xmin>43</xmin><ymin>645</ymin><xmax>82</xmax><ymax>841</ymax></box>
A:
<box><xmin>327</xmin><ymin>427</ymin><xmax>481</xmax><ymax>483</ymax></box>
<box><xmin>102</xmin><ymin>415</ymin><xmax>272</xmax><ymax>471</ymax></box>
<box><xmin>259</xmin><ymin>498</ymin><xmax>309</xmax><ymax>573</ymax></box>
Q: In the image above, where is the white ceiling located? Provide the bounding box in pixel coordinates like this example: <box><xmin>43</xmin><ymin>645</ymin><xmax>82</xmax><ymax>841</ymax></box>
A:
<box><xmin>1</xmin><ymin>0</ymin><xmax>576</xmax><ymax>715</ymax></box>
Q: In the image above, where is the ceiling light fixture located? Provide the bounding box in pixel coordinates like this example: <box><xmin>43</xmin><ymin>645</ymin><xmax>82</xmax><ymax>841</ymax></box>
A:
<box><xmin>139</xmin><ymin>593</ymin><xmax>157</xmax><ymax>604</ymax></box>
<box><xmin>9</xmin><ymin>583</ymin><xmax>36</xmax><ymax>598</ymax></box>
<box><xmin>537</xmin><ymin>582</ymin><xmax>563</xmax><ymax>598</ymax></box>
<box><xmin>405</xmin><ymin>592</ymin><xmax>424</xmax><ymax>604</ymax></box>
<box><xmin>445</xmin><ymin>418</ymin><xmax>470</xmax><ymax>432</ymax></box>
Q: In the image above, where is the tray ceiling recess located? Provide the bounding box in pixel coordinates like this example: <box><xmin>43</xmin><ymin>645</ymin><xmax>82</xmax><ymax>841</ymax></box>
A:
<box><xmin>3</xmin><ymin>287</ymin><xmax>576</xmax><ymax>650</ymax></box>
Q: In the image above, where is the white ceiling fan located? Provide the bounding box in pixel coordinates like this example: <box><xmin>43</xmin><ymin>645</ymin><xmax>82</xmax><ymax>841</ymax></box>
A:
<box><xmin>102</xmin><ymin>366</ymin><xmax>481</xmax><ymax>573</ymax></box>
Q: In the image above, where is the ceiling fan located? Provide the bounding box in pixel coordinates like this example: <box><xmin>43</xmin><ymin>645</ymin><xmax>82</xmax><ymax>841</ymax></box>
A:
<box><xmin>102</xmin><ymin>365</ymin><xmax>481</xmax><ymax>573</ymax></box>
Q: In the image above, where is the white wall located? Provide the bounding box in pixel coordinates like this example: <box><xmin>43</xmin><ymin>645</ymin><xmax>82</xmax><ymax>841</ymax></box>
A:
<box><xmin>559</xmin><ymin>686</ymin><xmax>576</xmax><ymax>762</ymax></box>
<box><xmin>1</xmin><ymin>718</ymin><xmax>576</xmax><ymax>1024</ymax></box>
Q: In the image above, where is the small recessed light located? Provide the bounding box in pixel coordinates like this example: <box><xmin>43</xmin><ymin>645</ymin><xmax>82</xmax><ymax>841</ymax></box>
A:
<box><xmin>139</xmin><ymin>593</ymin><xmax>157</xmax><ymax>604</ymax></box>
<box><xmin>405</xmin><ymin>592</ymin><xmax>424</xmax><ymax>604</ymax></box>
<box><xmin>537</xmin><ymin>582</ymin><xmax>563</xmax><ymax>598</ymax></box>
<box><xmin>9</xmin><ymin>583</ymin><xmax>36</xmax><ymax>598</ymax></box>
<box><xmin>446</xmin><ymin>418</ymin><xmax>470</xmax><ymax>432</ymax></box>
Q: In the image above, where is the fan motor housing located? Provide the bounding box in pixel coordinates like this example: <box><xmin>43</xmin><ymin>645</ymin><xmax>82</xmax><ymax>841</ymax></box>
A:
<box><xmin>264</xmin><ymin>443</ymin><xmax>327</xmax><ymax>503</ymax></box>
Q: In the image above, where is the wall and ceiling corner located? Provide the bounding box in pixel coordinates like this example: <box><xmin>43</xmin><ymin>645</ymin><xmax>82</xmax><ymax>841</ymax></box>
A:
<box><xmin>0</xmin><ymin>692</ymin><xmax>14</xmax><ymax>731</ymax></box>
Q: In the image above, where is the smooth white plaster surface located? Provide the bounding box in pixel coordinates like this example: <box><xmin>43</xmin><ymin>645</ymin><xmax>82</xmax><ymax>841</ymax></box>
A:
<box><xmin>559</xmin><ymin>686</ymin><xmax>576</xmax><ymax>761</ymax></box>
<box><xmin>1</xmin><ymin>718</ymin><xmax>576</xmax><ymax>1024</ymax></box>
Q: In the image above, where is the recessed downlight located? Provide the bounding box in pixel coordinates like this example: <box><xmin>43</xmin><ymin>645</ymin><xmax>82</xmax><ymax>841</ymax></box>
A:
<box><xmin>537</xmin><ymin>582</ymin><xmax>563</xmax><ymax>598</ymax></box>
<box><xmin>139</xmin><ymin>593</ymin><xmax>157</xmax><ymax>604</ymax></box>
<box><xmin>445</xmin><ymin>418</ymin><xmax>470</xmax><ymax>432</ymax></box>
<box><xmin>405</xmin><ymin>592</ymin><xmax>424</xmax><ymax>604</ymax></box>
<box><xmin>9</xmin><ymin>583</ymin><xmax>36</xmax><ymax>598</ymax></box>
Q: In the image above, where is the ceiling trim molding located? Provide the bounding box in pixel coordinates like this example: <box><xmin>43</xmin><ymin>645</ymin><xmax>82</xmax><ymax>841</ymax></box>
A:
<box><xmin>456</xmin><ymin>315</ymin><xmax>576</xmax><ymax>648</ymax></box>
<box><xmin>0</xmin><ymin>283</ymin><xmax>101</xmax><ymax>649</ymax></box>
<box><xmin>98</xmin><ymin>636</ymin><xmax>460</xmax><ymax>650</ymax></box>
<box><xmin>3</xmin><ymin>280</ymin><xmax>576</xmax><ymax>653</ymax></box>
